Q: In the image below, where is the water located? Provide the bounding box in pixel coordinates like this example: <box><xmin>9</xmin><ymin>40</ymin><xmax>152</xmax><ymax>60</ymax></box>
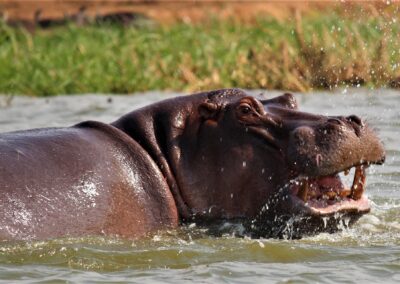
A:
<box><xmin>0</xmin><ymin>88</ymin><xmax>399</xmax><ymax>283</ymax></box>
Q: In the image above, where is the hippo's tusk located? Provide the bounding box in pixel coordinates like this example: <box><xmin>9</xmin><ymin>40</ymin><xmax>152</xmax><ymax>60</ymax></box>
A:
<box><xmin>316</xmin><ymin>154</ymin><xmax>323</xmax><ymax>167</ymax></box>
<box><xmin>350</xmin><ymin>166</ymin><xmax>366</xmax><ymax>200</ymax></box>
<box><xmin>297</xmin><ymin>179</ymin><xmax>309</xmax><ymax>202</ymax></box>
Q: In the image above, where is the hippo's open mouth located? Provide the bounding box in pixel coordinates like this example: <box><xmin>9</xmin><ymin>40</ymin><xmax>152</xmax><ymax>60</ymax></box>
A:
<box><xmin>290</xmin><ymin>164</ymin><xmax>370</xmax><ymax>216</ymax></box>
<box><xmin>250</xmin><ymin>163</ymin><xmax>374</xmax><ymax>239</ymax></box>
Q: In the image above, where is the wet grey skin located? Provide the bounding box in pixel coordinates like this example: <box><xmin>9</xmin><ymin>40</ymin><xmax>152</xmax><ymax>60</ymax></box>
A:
<box><xmin>0</xmin><ymin>89</ymin><xmax>385</xmax><ymax>240</ymax></box>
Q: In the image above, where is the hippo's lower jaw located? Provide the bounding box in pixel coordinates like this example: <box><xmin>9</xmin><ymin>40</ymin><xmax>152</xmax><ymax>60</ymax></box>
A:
<box><xmin>250</xmin><ymin>164</ymin><xmax>373</xmax><ymax>239</ymax></box>
<box><xmin>291</xmin><ymin>164</ymin><xmax>371</xmax><ymax>217</ymax></box>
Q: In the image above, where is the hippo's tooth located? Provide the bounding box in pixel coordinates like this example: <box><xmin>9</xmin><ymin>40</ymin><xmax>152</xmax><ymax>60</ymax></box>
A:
<box><xmin>344</xmin><ymin>169</ymin><xmax>350</xmax><ymax>176</ymax></box>
<box><xmin>323</xmin><ymin>191</ymin><xmax>337</xmax><ymax>200</ymax></box>
<box><xmin>339</xmin><ymin>188</ymin><xmax>352</xmax><ymax>198</ymax></box>
<box><xmin>297</xmin><ymin>179</ymin><xmax>309</xmax><ymax>202</ymax></box>
<box><xmin>350</xmin><ymin>166</ymin><xmax>366</xmax><ymax>200</ymax></box>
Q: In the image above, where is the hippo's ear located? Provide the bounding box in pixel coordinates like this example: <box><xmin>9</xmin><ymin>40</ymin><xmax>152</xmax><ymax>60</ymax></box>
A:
<box><xmin>198</xmin><ymin>101</ymin><xmax>219</xmax><ymax>120</ymax></box>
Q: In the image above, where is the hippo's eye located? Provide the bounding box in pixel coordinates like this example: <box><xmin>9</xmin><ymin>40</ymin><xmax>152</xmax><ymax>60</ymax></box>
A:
<box><xmin>239</xmin><ymin>104</ymin><xmax>252</xmax><ymax>115</ymax></box>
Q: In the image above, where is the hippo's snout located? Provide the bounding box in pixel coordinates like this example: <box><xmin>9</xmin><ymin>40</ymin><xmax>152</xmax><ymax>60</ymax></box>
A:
<box><xmin>287</xmin><ymin>114</ymin><xmax>385</xmax><ymax>178</ymax></box>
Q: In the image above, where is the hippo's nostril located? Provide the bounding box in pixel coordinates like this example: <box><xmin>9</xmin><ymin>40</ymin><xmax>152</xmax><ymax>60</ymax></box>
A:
<box><xmin>376</xmin><ymin>154</ymin><xmax>386</xmax><ymax>165</ymax></box>
<box><xmin>347</xmin><ymin>115</ymin><xmax>363</xmax><ymax>127</ymax></box>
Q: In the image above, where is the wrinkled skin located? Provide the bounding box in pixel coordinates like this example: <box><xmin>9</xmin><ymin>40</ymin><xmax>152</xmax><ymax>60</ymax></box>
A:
<box><xmin>0</xmin><ymin>89</ymin><xmax>385</xmax><ymax>240</ymax></box>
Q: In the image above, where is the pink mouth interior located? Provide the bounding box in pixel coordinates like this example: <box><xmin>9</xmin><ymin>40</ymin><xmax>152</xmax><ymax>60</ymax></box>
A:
<box><xmin>290</xmin><ymin>166</ymin><xmax>370</xmax><ymax>215</ymax></box>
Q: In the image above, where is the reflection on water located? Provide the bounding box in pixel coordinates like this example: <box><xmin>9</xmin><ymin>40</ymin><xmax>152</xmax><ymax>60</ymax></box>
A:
<box><xmin>0</xmin><ymin>88</ymin><xmax>399</xmax><ymax>283</ymax></box>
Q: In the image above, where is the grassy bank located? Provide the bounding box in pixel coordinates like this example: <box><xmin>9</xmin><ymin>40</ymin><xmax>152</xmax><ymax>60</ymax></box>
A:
<box><xmin>1</xmin><ymin>13</ymin><xmax>400</xmax><ymax>96</ymax></box>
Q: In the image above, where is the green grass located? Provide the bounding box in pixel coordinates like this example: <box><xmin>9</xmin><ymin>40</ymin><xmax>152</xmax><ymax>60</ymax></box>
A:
<box><xmin>0</xmin><ymin>13</ymin><xmax>400</xmax><ymax>96</ymax></box>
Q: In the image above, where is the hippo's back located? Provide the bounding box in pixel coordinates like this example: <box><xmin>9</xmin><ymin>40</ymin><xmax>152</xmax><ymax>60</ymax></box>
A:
<box><xmin>0</xmin><ymin>127</ymin><xmax>107</xmax><ymax>184</ymax></box>
<box><xmin>0</xmin><ymin>123</ymin><xmax>177</xmax><ymax>240</ymax></box>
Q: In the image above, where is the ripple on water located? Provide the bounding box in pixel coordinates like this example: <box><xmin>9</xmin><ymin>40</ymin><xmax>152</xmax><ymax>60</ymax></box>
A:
<box><xmin>0</xmin><ymin>89</ymin><xmax>399</xmax><ymax>283</ymax></box>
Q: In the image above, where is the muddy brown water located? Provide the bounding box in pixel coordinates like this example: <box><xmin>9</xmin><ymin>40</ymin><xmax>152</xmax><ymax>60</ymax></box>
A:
<box><xmin>0</xmin><ymin>89</ymin><xmax>399</xmax><ymax>283</ymax></box>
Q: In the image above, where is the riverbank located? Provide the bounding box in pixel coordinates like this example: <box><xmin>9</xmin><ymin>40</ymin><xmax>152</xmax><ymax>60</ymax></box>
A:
<box><xmin>1</xmin><ymin>8</ymin><xmax>400</xmax><ymax>96</ymax></box>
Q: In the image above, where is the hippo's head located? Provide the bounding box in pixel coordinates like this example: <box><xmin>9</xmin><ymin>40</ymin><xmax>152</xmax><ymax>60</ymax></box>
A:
<box><xmin>114</xmin><ymin>88</ymin><xmax>385</xmax><ymax>238</ymax></box>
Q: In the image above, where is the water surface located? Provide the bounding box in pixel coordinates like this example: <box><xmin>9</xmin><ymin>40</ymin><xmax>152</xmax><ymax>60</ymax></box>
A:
<box><xmin>0</xmin><ymin>89</ymin><xmax>399</xmax><ymax>283</ymax></box>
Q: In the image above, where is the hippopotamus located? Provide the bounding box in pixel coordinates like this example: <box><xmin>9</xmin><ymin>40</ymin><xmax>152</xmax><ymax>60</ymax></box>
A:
<box><xmin>0</xmin><ymin>89</ymin><xmax>385</xmax><ymax>240</ymax></box>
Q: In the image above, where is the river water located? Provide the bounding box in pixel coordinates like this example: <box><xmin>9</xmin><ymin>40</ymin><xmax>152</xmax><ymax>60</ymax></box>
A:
<box><xmin>0</xmin><ymin>89</ymin><xmax>399</xmax><ymax>283</ymax></box>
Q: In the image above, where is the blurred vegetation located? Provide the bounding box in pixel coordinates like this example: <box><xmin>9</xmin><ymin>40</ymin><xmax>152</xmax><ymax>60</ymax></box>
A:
<box><xmin>0</xmin><ymin>12</ymin><xmax>400</xmax><ymax>96</ymax></box>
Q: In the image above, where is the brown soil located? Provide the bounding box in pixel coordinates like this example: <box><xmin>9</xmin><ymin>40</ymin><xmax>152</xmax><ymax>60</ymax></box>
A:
<box><xmin>0</xmin><ymin>1</ymin><xmax>391</xmax><ymax>26</ymax></box>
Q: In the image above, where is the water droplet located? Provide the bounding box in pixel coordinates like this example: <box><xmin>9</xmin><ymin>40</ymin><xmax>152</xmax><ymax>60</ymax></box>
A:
<box><xmin>323</xmin><ymin>217</ymin><xmax>328</xmax><ymax>228</ymax></box>
<box><xmin>343</xmin><ymin>217</ymin><xmax>350</xmax><ymax>227</ymax></box>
